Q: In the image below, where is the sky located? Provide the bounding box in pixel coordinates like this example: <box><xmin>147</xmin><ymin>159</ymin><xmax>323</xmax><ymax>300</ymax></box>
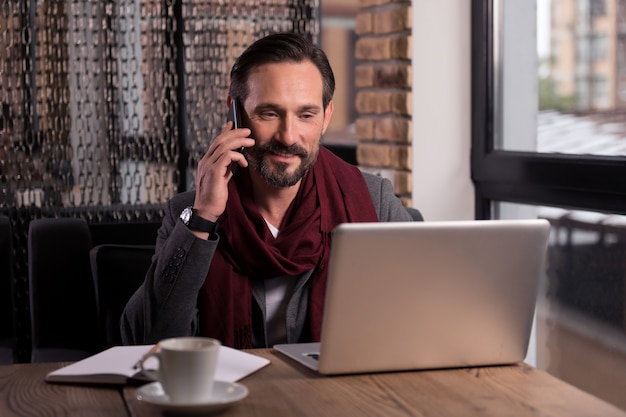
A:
<box><xmin>537</xmin><ymin>0</ymin><xmax>551</xmax><ymax>58</ymax></box>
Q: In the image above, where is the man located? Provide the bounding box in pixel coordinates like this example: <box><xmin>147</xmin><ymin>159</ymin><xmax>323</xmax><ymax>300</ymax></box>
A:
<box><xmin>121</xmin><ymin>32</ymin><xmax>414</xmax><ymax>349</ymax></box>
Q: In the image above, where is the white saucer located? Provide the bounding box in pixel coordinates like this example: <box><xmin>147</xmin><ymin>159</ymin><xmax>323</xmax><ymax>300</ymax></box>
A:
<box><xmin>137</xmin><ymin>381</ymin><xmax>248</xmax><ymax>415</ymax></box>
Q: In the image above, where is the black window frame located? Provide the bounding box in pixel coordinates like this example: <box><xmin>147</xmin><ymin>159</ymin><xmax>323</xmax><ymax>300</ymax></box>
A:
<box><xmin>471</xmin><ymin>0</ymin><xmax>626</xmax><ymax>220</ymax></box>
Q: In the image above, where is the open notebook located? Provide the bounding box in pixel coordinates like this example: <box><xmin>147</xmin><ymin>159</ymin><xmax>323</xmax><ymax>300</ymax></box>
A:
<box><xmin>46</xmin><ymin>344</ymin><xmax>270</xmax><ymax>385</ymax></box>
<box><xmin>275</xmin><ymin>219</ymin><xmax>551</xmax><ymax>375</ymax></box>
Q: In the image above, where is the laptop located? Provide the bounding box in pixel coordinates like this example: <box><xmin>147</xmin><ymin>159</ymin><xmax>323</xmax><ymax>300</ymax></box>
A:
<box><xmin>274</xmin><ymin>219</ymin><xmax>551</xmax><ymax>375</ymax></box>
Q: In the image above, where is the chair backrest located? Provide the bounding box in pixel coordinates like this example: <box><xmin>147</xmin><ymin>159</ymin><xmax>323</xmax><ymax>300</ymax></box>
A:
<box><xmin>406</xmin><ymin>207</ymin><xmax>424</xmax><ymax>221</ymax></box>
<box><xmin>0</xmin><ymin>215</ymin><xmax>17</xmax><ymax>364</ymax></box>
<box><xmin>28</xmin><ymin>217</ymin><xmax>100</xmax><ymax>362</ymax></box>
<box><xmin>89</xmin><ymin>221</ymin><xmax>161</xmax><ymax>247</ymax></box>
<box><xmin>90</xmin><ymin>244</ymin><xmax>154</xmax><ymax>347</ymax></box>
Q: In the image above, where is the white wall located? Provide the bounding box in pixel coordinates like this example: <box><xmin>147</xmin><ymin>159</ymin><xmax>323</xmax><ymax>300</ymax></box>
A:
<box><xmin>412</xmin><ymin>1</ymin><xmax>474</xmax><ymax>221</ymax></box>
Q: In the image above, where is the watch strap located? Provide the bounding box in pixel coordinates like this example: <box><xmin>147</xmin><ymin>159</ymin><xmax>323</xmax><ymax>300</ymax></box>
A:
<box><xmin>184</xmin><ymin>207</ymin><xmax>218</xmax><ymax>234</ymax></box>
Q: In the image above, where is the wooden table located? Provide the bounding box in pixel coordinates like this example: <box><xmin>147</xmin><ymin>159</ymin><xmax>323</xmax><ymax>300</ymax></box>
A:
<box><xmin>2</xmin><ymin>349</ymin><xmax>626</xmax><ymax>417</ymax></box>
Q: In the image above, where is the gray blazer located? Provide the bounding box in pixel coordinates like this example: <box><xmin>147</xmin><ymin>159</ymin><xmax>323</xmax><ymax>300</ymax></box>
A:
<box><xmin>120</xmin><ymin>172</ymin><xmax>414</xmax><ymax>346</ymax></box>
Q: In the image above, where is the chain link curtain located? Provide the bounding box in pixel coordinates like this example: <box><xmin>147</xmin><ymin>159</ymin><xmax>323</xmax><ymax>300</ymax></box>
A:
<box><xmin>0</xmin><ymin>0</ymin><xmax>319</xmax><ymax>362</ymax></box>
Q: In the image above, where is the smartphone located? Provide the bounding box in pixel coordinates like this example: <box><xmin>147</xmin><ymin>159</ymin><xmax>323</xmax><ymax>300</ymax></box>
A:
<box><xmin>227</xmin><ymin>98</ymin><xmax>244</xmax><ymax>129</ymax></box>
<box><xmin>227</xmin><ymin>99</ymin><xmax>246</xmax><ymax>173</ymax></box>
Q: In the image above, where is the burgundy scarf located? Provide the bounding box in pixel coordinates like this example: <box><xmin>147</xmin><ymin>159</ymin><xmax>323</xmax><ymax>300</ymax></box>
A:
<box><xmin>198</xmin><ymin>147</ymin><xmax>378</xmax><ymax>348</ymax></box>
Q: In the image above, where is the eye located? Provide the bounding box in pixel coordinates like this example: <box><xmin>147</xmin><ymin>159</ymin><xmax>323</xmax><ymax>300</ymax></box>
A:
<box><xmin>259</xmin><ymin>111</ymin><xmax>278</xmax><ymax>120</ymax></box>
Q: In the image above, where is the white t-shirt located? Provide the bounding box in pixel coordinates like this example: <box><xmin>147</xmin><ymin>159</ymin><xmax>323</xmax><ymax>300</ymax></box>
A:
<box><xmin>263</xmin><ymin>220</ymin><xmax>294</xmax><ymax>345</ymax></box>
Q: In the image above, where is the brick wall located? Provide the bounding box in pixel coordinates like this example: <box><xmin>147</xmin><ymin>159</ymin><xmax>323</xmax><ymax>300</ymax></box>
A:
<box><xmin>354</xmin><ymin>0</ymin><xmax>412</xmax><ymax>207</ymax></box>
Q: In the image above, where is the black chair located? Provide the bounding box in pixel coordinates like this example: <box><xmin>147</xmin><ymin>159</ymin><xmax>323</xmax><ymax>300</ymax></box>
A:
<box><xmin>406</xmin><ymin>207</ymin><xmax>424</xmax><ymax>221</ymax></box>
<box><xmin>28</xmin><ymin>217</ymin><xmax>100</xmax><ymax>362</ymax></box>
<box><xmin>0</xmin><ymin>215</ymin><xmax>17</xmax><ymax>364</ymax></box>
<box><xmin>90</xmin><ymin>244</ymin><xmax>154</xmax><ymax>348</ymax></box>
<box><xmin>89</xmin><ymin>221</ymin><xmax>161</xmax><ymax>247</ymax></box>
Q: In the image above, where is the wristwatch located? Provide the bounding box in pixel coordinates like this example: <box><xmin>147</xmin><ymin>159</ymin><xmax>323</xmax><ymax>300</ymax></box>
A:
<box><xmin>180</xmin><ymin>206</ymin><xmax>218</xmax><ymax>235</ymax></box>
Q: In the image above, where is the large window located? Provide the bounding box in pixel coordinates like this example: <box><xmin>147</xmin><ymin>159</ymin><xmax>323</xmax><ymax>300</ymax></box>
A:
<box><xmin>473</xmin><ymin>0</ymin><xmax>626</xmax><ymax>218</ymax></box>
<box><xmin>473</xmin><ymin>0</ymin><xmax>626</xmax><ymax>410</ymax></box>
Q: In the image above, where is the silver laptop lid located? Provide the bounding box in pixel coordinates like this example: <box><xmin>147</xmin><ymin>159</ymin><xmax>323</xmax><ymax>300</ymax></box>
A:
<box><xmin>316</xmin><ymin>219</ymin><xmax>550</xmax><ymax>375</ymax></box>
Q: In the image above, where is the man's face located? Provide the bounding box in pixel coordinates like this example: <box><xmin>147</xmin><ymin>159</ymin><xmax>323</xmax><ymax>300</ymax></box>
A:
<box><xmin>242</xmin><ymin>61</ymin><xmax>333</xmax><ymax>188</ymax></box>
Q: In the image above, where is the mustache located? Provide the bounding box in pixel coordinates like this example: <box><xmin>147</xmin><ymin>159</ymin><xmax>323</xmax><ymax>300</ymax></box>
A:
<box><xmin>256</xmin><ymin>142</ymin><xmax>308</xmax><ymax>158</ymax></box>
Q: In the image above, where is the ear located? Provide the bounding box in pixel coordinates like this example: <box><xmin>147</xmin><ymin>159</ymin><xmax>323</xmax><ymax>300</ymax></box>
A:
<box><xmin>226</xmin><ymin>96</ymin><xmax>233</xmax><ymax>108</ymax></box>
<box><xmin>321</xmin><ymin>101</ymin><xmax>334</xmax><ymax>135</ymax></box>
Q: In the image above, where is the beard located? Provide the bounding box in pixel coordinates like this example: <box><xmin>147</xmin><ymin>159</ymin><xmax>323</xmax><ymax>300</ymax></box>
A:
<box><xmin>248</xmin><ymin>140</ymin><xmax>319</xmax><ymax>187</ymax></box>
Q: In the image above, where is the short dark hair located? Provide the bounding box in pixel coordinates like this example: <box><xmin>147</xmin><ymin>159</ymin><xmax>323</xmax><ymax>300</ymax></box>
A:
<box><xmin>229</xmin><ymin>32</ymin><xmax>335</xmax><ymax>109</ymax></box>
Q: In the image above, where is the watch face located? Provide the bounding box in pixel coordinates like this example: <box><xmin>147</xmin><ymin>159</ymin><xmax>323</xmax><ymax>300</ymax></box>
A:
<box><xmin>181</xmin><ymin>207</ymin><xmax>192</xmax><ymax>224</ymax></box>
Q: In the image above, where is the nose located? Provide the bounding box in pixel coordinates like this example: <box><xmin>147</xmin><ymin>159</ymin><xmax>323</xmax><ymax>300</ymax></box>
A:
<box><xmin>276</xmin><ymin>114</ymin><xmax>297</xmax><ymax>146</ymax></box>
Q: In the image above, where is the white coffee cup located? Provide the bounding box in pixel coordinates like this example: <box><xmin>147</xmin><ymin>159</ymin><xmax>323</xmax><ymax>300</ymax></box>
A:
<box><xmin>139</xmin><ymin>337</ymin><xmax>221</xmax><ymax>404</ymax></box>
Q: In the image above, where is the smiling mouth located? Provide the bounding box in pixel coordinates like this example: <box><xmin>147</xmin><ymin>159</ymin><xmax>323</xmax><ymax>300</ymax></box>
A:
<box><xmin>256</xmin><ymin>142</ymin><xmax>308</xmax><ymax>161</ymax></box>
<box><xmin>271</xmin><ymin>151</ymin><xmax>299</xmax><ymax>158</ymax></box>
